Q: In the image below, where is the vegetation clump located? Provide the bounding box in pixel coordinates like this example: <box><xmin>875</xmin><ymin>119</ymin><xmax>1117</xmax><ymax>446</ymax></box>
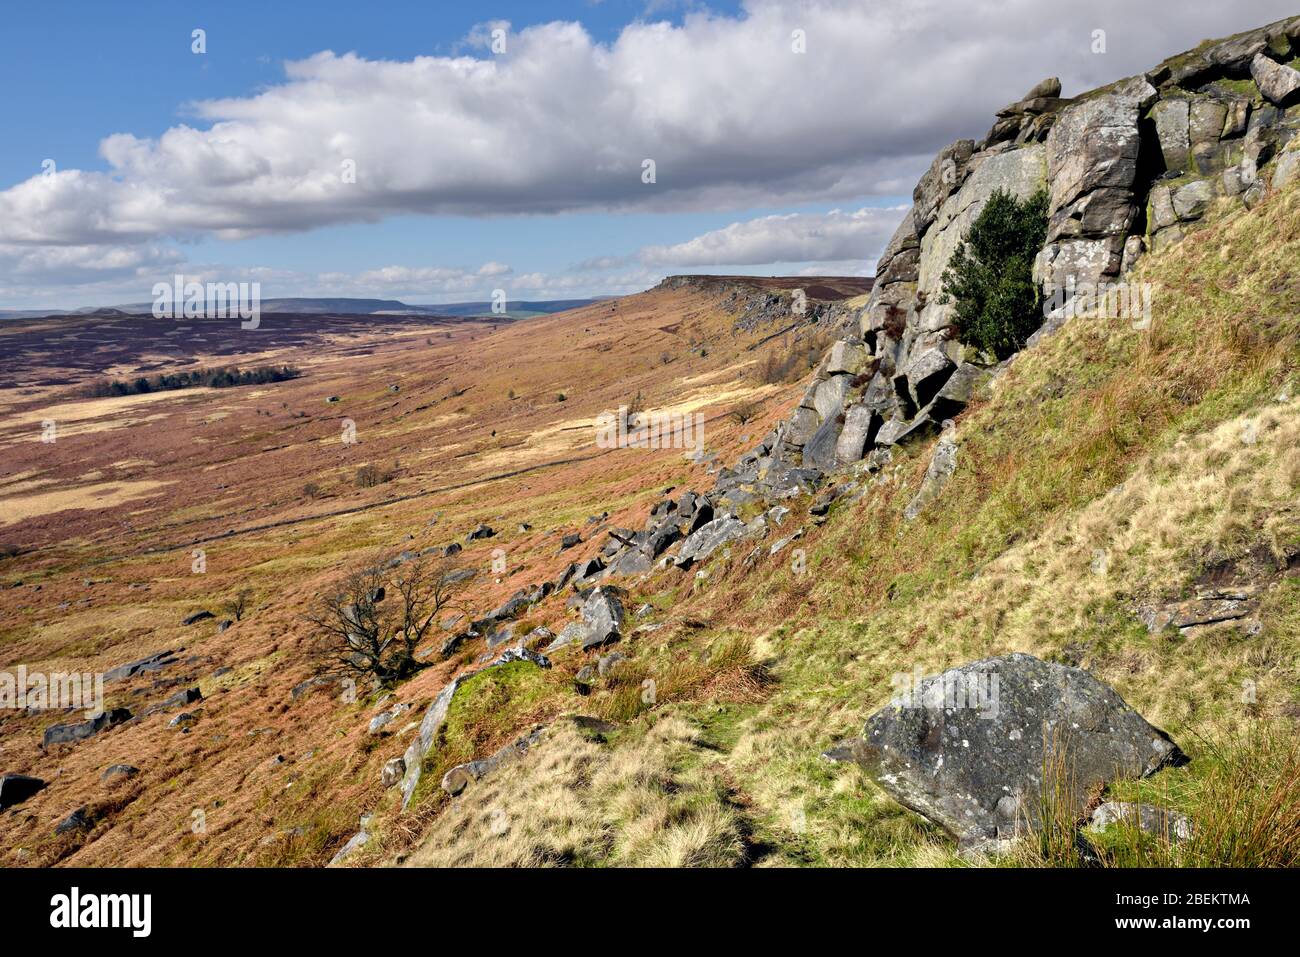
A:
<box><xmin>940</xmin><ymin>188</ymin><xmax>1049</xmax><ymax>360</ymax></box>
<box><xmin>85</xmin><ymin>364</ymin><xmax>301</xmax><ymax>397</ymax></box>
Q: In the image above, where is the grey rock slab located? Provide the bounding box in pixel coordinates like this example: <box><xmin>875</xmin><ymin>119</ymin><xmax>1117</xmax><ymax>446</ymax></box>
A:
<box><xmin>1252</xmin><ymin>53</ymin><xmax>1300</xmax><ymax>106</ymax></box>
<box><xmin>825</xmin><ymin>653</ymin><xmax>1184</xmax><ymax>844</ymax></box>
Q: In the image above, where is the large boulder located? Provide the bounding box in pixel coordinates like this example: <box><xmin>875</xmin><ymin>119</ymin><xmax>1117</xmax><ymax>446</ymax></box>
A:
<box><xmin>824</xmin><ymin>653</ymin><xmax>1184</xmax><ymax>850</ymax></box>
<box><xmin>42</xmin><ymin>708</ymin><xmax>132</xmax><ymax>748</ymax></box>
<box><xmin>1274</xmin><ymin>143</ymin><xmax>1300</xmax><ymax>189</ymax></box>
<box><xmin>674</xmin><ymin>516</ymin><xmax>748</xmax><ymax>569</ymax></box>
<box><xmin>802</xmin><ymin>412</ymin><xmax>845</xmax><ymax>473</ymax></box>
<box><xmin>0</xmin><ymin>773</ymin><xmax>46</xmax><ymax>810</ymax></box>
<box><xmin>1152</xmin><ymin>98</ymin><xmax>1190</xmax><ymax>171</ymax></box>
<box><xmin>813</xmin><ymin>374</ymin><xmax>852</xmax><ymax>421</ymax></box>
<box><xmin>826</xmin><ymin>338</ymin><xmax>869</xmax><ymax>376</ymax></box>
<box><xmin>834</xmin><ymin>404</ymin><xmax>878</xmax><ymax>465</ymax></box>
<box><xmin>1251</xmin><ymin>53</ymin><xmax>1300</xmax><ymax>106</ymax></box>
<box><xmin>578</xmin><ymin>588</ymin><xmax>626</xmax><ymax>651</ymax></box>
<box><xmin>1171</xmin><ymin>178</ymin><xmax>1216</xmax><ymax>221</ymax></box>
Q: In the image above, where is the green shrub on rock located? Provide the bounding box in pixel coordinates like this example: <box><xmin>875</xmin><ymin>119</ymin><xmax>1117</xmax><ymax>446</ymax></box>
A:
<box><xmin>940</xmin><ymin>188</ymin><xmax>1049</xmax><ymax>360</ymax></box>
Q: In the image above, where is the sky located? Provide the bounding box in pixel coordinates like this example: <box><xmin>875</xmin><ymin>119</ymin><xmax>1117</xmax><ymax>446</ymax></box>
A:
<box><xmin>0</xmin><ymin>0</ymin><xmax>1296</xmax><ymax>309</ymax></box>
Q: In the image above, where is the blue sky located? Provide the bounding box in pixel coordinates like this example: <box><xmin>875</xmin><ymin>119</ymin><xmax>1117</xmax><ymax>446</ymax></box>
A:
<box><xmin>1</xmin><ymin>0</ymin><xmax>1293</xmax><ymax>309</ymax></box>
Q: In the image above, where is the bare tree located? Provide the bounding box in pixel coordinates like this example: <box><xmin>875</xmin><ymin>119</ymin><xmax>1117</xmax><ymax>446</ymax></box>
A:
<box><xmin>307</xmin><ymin>554</ymin><xmax>467</xmax><ymax>687</ymax></box>
<box><xmin>728</xmin><ymin>401</ymin><xmax>759</xmax><ymax>426</ymax></box>
<box><xmin>222</xmin><ymin>587</ymin><xmax>253</xmax><ymax>622</ymax></box>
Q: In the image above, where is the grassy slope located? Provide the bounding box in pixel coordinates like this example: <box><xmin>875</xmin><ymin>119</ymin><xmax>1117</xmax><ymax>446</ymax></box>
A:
<box><xmin>0</xmin><ymin>280</ymin><xmax>833</xmax><ymax>866</ymax></box>
<box><xmin>393</xmin><ymin>181</ymin><xmax>1300</xmax><ymax>867</ymax></box>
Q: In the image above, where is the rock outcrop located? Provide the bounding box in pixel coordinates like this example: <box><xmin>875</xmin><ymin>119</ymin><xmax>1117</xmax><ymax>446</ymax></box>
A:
<box><xmin>712</xmin><ymin>17</ymin><xmax>1300</xmax><ymax>508</ymax></box>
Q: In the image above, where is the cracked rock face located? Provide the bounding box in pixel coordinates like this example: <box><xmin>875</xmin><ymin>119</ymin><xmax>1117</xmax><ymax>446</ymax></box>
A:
<box><xmin>674</xmin><ymin>516</ymin><xmax>748</xmax><ymax>568</ymax></box>
<box><xmin>825</xmin><ymin>653</ymin><xmax>1184</xmax><ymax>845</ymax></box>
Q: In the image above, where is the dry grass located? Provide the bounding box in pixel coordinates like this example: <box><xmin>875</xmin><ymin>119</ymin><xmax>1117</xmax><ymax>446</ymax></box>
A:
<box><xmin>399</xmin><ymin>716</ymin><xmax>745</xmax><ymax>867</ymax></box>
<box><xmin>0</xmin><ymin>479</ymin><xmax>173</xmax><ymax>526</ymax></box>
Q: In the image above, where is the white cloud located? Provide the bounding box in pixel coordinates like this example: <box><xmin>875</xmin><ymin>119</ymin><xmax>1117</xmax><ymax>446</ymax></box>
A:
<box><xmin>2</xmin><ymin>0</ymin><xmax>1294</xmax><ymax>307</ymax></box>
<box><xmin>635</xmin><ymin>206</ymin><xmax>906</xmax><ymax>267</ymax></box>
<box><xmin>3</xmin><ymin>0</ymin><xmax>1293</xmax><ymax>250</ymax></box>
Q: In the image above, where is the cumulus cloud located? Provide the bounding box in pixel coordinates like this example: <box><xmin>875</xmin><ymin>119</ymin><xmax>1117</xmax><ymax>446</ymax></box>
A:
<box><xmin>3</xmin><ymin>0</ymin><xmax>1294</xmax><ymax>250</ymax></box>
<box><xmin>635</xmin><ymin>206</ymin><xmax>906</xmax><ymax>267</ymax></box>
<box><xmin>2</xmin><ymin>0</ymin><xmax>1294</xmax><ymax>307</ymax></box>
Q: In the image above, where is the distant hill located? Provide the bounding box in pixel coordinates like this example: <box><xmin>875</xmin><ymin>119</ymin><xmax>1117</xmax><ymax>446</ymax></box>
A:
<box><xmin>0</xmin><ymin>296</ymin><xmax>613</xmax><ymax>322</ymax></box>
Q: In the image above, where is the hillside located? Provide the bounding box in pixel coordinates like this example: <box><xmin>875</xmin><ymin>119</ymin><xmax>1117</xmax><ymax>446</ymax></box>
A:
<box><xmin>2</xmin><ymin>15</ymin><xmax>1300</xmax><ymax>871</ymax></box>
<box><xmin>397</xmin><ymin>175</ymin><xmax>1300</xmax><ymax>868</ymax></box>
<box><xmin>0</xmin><ymin>276</ymin><xmax>861</xmax><ymax>865</ymax></box>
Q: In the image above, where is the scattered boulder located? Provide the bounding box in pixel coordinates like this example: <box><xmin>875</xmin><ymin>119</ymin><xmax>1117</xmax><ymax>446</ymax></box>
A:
<box><xmin>158</xmin><ymin>687</ymin><xmax>203</xmax><ymax>711</ymax></box>
<box><xmin>571</xmin><ymin>557</ymin><xmax>606</xmax><ymax>585</ymax></box>
<box><xmin>559</xmin><ymin>532</ymin><xmax>582</xmax><ymax>551</ymax></box>
<box><xmin>290</xmin><ymin>676</ymin><xmax>337</xmax><ymax>700</ymax></box>
<box><xmin>104</xmin><ymin>650</ymin><xmax>180</xmax><ymax>683</ymax></box>
<box><xmin>824</xmin><ymin>653</ymin><xmax>1185</xmax><ymax>852</ymax></box>
<box><xmin>54</xmin><ymin>807</ymin><xmax>92</xmax><ymax>835</ymax></box>
<box><xmin>574</xmin><ymin>665</ymin><xmax>597</xmax><ymax>693</ymax></box>
<box><xmin>328</xmin><ymin>825</ymin><xmax>369</xmax><ymax>866</ymax></box>
<box><xmin>769</xmin><ymin>528</ymin><xmax>804</xmax><ymax>556</ymax></box>
<box><xmin>0</xmin><ymin>773</ymin><xmax>47</xmax><ymax>810</ymax></box>
<box><xmin>368</xmin><ymin>711</ymin><xmax>396</xmax><ymax>734</ymax></box>
<box><xmin>43</xmin><ymin>709</ymin><xmax>133</xmax><ymax>748</ymax></box>
<box><xmin>440</xmin><ymin>726</ymin><xmax>545</xmax><ymax>796</ymax></box>
<box><xmin>579</xmin><ymin>588</ymin><xmax>626</xmax><ymax>651</ymax></box>
<box><xmin>181</xmin><ymin>610</ymin><xmax>214</xmax><ymax>626</ymax></box>
<box><xmin>608</xmin><ymin>548</ymin><xmax>653</xmax><ymax>577</ymax></box>
<box><xmin>597</xmin><ymin>652</ymin><xmax>628</xmax><ymax>676</ymax></box>
<box><xmin>381</xmin><ymin>757</ymin><xmax>406</xmax><ymax>789</ymax></box>
<box><xmin>100</xmin><ymin>764</ymin><xmax>139</xmax><ymax>783</ymax></box>
<box><xmin>1088</xmin><ymin>801</ymin><xmax>1193</xmax><ymax>842</ymax></box>
<box><xmin>1138</xmin><ymin>589</ymin><xmax>1259</xmax><ymax>635</ymax></box>
<box><xmin>466</xmin><ymin>524</ymin><xmax>496</xmax><ymax>542</ymax></box>
<box><xmin>494</xmin><ymin>646</ymin><xmax>552</xmax><ymax>669</ymax></box>
<box><xmin>674</xmin><ymin>515</ymin><xmax>748</xmax><ymax>569</ymax></box>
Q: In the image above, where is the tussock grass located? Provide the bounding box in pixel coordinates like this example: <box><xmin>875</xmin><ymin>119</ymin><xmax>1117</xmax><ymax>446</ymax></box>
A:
<box><xmin>401</xmin><ymin>716</ymin><xmax>745</xmax><ymax>867</ymax></box>
<box><xmin>1093</xmin><ymin>722</ymin><xmax>1300</xmax><ymax>868</ymax></box>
